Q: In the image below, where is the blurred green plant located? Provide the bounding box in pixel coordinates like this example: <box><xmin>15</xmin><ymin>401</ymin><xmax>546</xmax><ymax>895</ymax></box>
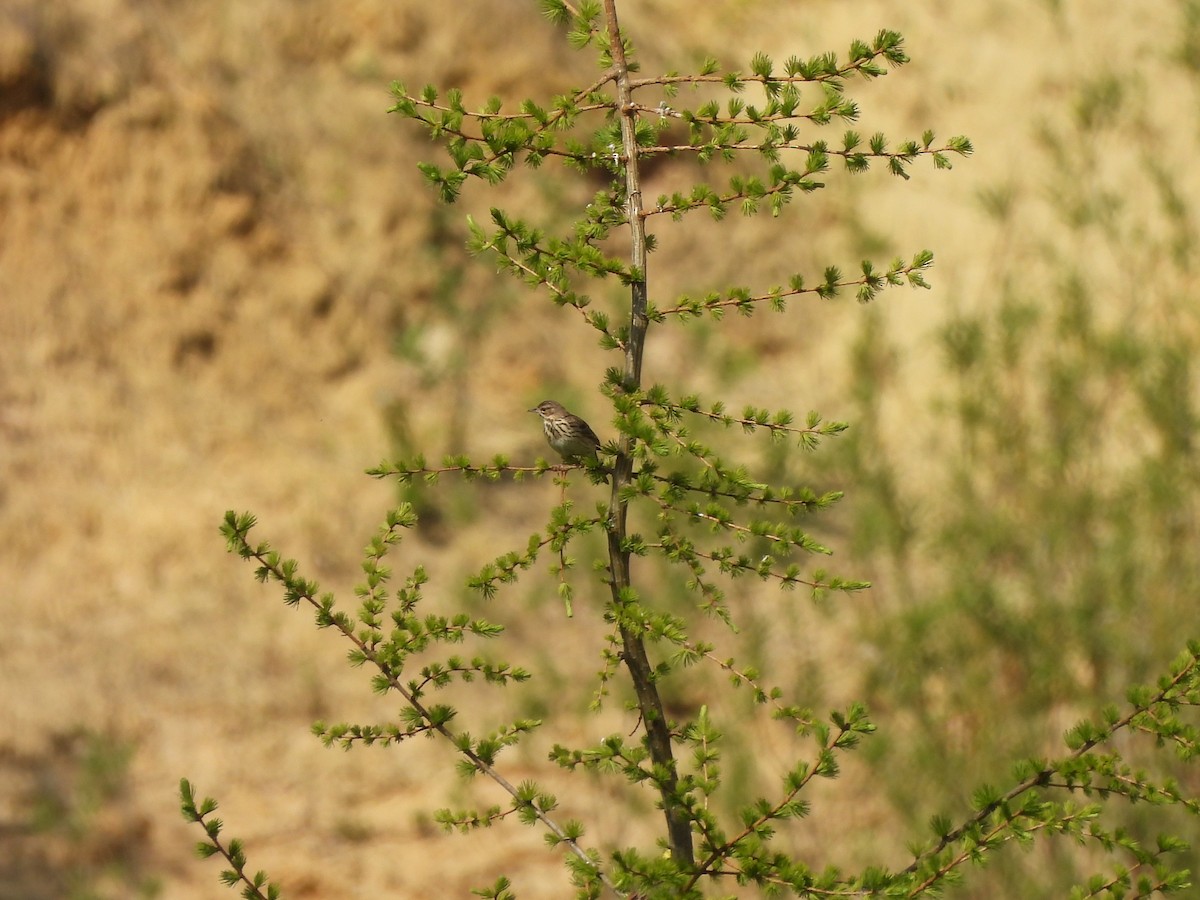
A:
<box><xmin>6</xmin><ymin>729</ymin><xmax>159</xmax><ymax>900</ymax></box>
<box><xmin>829</xmin><ymin>25</ymin><xmax>1200</xmax><ymax>897</ymax></box>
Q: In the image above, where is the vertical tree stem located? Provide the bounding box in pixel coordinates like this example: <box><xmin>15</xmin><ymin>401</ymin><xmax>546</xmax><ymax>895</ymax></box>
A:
<box><xmin>602</xmin><ymin>0</ymin><xmax>695</xmax><ymax>868</ymax></box>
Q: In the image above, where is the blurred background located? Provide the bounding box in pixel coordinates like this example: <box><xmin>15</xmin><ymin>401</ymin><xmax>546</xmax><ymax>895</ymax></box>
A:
<box><xmin>3</xmin><ymin>0</ymin><xmax>1200</xmax><ymax>896</ymax></box>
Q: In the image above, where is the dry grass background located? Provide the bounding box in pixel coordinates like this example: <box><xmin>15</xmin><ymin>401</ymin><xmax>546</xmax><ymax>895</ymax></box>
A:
<box><xmin>1</xmin><ymin>0</ymin><xmax>1197</xmax><ymax>897</ymax></box>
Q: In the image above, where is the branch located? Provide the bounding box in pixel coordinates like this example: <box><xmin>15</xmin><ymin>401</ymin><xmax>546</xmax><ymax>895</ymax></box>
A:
<box><xmin>638</xmin><ymin>138</ymin><xmax>969</xmax><ymax>160</ymax></box>
<box><xmin>901</xmin><ymin>647</ymin><xmax>1200</xmax><ymax>895</ymax></box>
<box><xmin>180</xmin><ymin>780</ymin><xmax>280</xmax><ymax>900</ymax></box>
<box><xmin>222</xmin><ymin>515</ymin><xmax>619</xmax><ymax>896</ymax></box>
<box><xmin>368</xmin><ymin>456</ymin><xmax>592</xmax><ymax>482</ymax></box>
<box><xmin>649</xmin><ymin>252</ymin><xmax>934</xmax><ymax>316</ymax></box>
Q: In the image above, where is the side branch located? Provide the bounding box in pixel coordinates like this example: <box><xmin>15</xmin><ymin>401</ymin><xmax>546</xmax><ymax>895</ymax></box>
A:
<box><xmin>649</xmin><ymin>252</ymin><xmax>934</xmax><ymax>316</ymax></box>
<box><xmin>368</xmin><ymin>458</ymin><xmax>594</xmax><ymax>481</ymax></box>
<box><xmin>223</xmin><ymin>517</ymin><xmax>618</xmax><ymax>895</ymax></box>
<box><xmin>901</xmin><ymin>648</ymin><xmax>1200</xmax><ymax>894</ymax></box>
<box><xmin>639</xmin><ymin>138</ymin><xmax>970</xmax><ymax>160</ymax></box>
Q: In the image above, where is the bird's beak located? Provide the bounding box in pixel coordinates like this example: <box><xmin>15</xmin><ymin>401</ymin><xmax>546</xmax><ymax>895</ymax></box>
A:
<box><xmin>527</xmin><ymin>407</ymin><xmax>538</xmax><ymax>414</ymax></box>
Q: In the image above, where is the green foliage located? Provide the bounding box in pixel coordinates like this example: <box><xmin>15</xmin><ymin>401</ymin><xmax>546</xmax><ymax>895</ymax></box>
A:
<box><xmin>182</xmin><ymin>2</ymin><xmax>1200</xmax><ymax>898</ymax></box>
<box><xmin>7</xmin><ymin>729</ymin><xmax>159</xmax><ymax>900</ymax></box>
<box><xmin>180</xmin><ymin>780</ymin><xmax>281</xmax><ymax>900</ymax></box>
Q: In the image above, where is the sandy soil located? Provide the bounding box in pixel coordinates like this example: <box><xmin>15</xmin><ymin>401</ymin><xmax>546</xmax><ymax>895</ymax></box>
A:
<box><xmin>2</xmin><ymin>1</ymin><xmax>1196</xmax><ymax>897</ymax></box>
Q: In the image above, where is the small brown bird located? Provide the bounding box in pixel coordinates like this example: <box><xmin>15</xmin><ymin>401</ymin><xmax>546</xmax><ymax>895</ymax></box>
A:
<box><xmin>529</xmin><ymin>400</ymin><xmax>603</xmax><ymax>464</ymax></box>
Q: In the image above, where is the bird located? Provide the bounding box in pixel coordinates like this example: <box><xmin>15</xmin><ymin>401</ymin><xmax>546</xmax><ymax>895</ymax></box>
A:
<box><xmin>529</xmin><ymin>400</ymin><xmax>603</xmax><ymax>464</ymax></box>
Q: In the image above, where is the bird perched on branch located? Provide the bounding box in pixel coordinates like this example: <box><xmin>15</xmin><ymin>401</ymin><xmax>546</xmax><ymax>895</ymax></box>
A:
<box><xmin>529</xmin><ymin>400</ymin><xmax>603</xmax><ymax>464</ymax></box>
